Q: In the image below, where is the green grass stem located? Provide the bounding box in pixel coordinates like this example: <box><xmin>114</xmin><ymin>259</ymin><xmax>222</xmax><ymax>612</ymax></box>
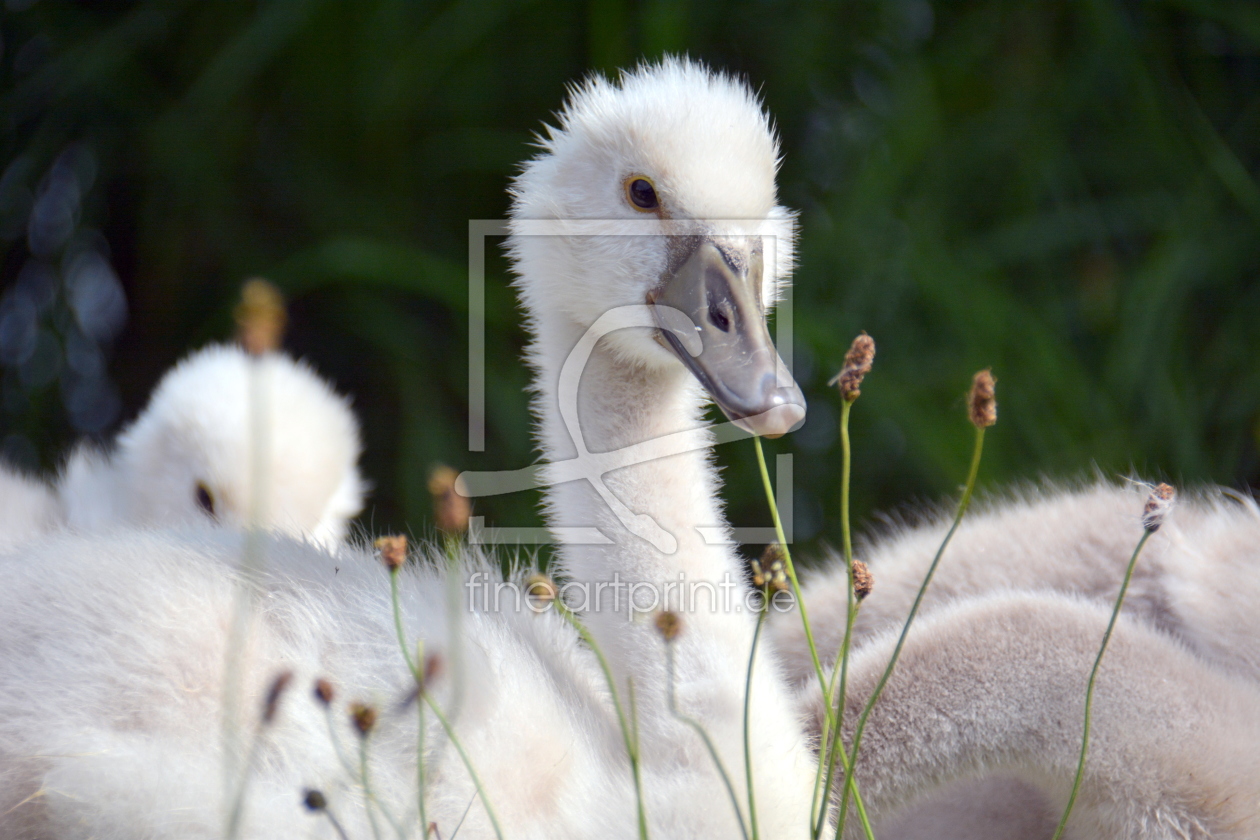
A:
<box><xmin>1050</xmin><ymin>528</ymin><xmax>1155</xmax><ymax>840</ymax></box>
<box><xmin>815</xmin><ymin>398</ymin><xmax>860</xmax><ymax>839</ymax></box>
<box><xmin>553</xmin><ymin>600</ymin><xmax>649</xmax><ymax>840</ymax></box>
<box><xmin>753</xmin><ymin>437</ymin><xmax>874</xmax><ymax>840</ymax></box>
<box><xmin>424</xmin><ymin>695</ymin><xmax>505</xmax><ymax>840</ymax></box>
<box><xmin>836</xmin><ymin>425</ymin><xmax>985</xmax><ymax>839</ymax></box>
<box><xmin>743</xmin><ymin>607</ymin><xmax>767</xmax><ymax>840</ymax></box>
<box><xmin>664</xmin><ymin>641</ymin><xmax>750</xmax><ymax>840</ymax></box>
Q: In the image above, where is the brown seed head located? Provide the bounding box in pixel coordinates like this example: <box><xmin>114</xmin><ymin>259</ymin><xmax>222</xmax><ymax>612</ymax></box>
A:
<box><xmin>968</xmin><ymin>369</ymin><xmax>997</xmax><ymax>429</ymax></box>
<box><xmin>234</xmin><ymin>278</ymin><xmax>287</xmax><ymax>356</ymax></box>
<box><xmin>349</xmin><ymin>702</ymin><xmax>377</xmax><ymax>737</ymax></box>
<box><xmin>851</xmin><ymin>559</ymin><xmax>874</xmax><ymax>602</ymax></box>
<box><xmin>525</xmin><ymin>573</ymin><xmax>557</xmax><ymax>607</ymax></box>
<box><xmin>303</xmin><ymin>789</ymin><xmax>327</xmax><ymax>812</ymax></box>
<box><xmin>375</xmin><ymin>535</ymin><xmax>408</xmax><ymax>571</ymax></box>
<box><xmin>828</xmin><ymin>332</ymin><xmax>875</xmax><ymax>402</ymax></box>
<box><xmin>313</xmin><ymin>678</ymin><xmax>335</xmax><ymax>707</ymax></box>
<box><xmin>262</xmin><ymin>670</ymin><xmax>293</xmax><ymax>724</ymax></box>
<box><xmin>749</xmin><ymin>558</ymin><xmax>766</xmax><ymax>589</ymax></box>
<box><xmin>654</xmin><ymin>610</ymin><xmax>683</xmax><ymax>643</ymax></box>
<box><xmin>1142</xmin><ymin>483</ymin><xmax>1176</xmax><ymax>532</ymax></box>
<box><xmin>428</xmin><ymin>465</ymin><xmax>471</xmax><ymax>535</ymax></box>
<box><xmin>423</xmin><ymin>652</ymin><xmax>444</xmax><ymax>688</ymax></box>
<box><xmin>759</xmin><ymin>543</ymin><xmax>789</xmax><ymax>592</ymax></box>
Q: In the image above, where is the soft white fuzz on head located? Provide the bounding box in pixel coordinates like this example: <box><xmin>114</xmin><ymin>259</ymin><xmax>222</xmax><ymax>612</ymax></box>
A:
<box><xmin>60</xmin><ymin>344</ymin><xmax>366</xmax><ymax>544</ymax></box>
<box><xmin>510</xmin><ymin>58</ymin><xmax>796</xmax><ymax>369</ymax></box>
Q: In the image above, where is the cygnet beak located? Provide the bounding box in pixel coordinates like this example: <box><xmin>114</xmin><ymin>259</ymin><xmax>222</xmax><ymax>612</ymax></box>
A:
<box><xmin>648</xmin><ymin>237</ymin><xmax>806</xmax><ymax>437</ymax></box>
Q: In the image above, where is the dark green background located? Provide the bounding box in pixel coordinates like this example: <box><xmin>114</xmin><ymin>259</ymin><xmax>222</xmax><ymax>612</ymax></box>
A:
<box><xmin>3</xmin><ymin>0</ymin><xmax>1258</xmax><ymax>558</ymax></box>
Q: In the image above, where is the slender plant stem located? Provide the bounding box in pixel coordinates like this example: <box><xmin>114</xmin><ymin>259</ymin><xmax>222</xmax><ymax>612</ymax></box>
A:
<box><xmin>320</xmin><ymin>806</ymin><xmax>353</xmax><ymax>840</ymax></box>
<box><xmin>665</xmin><ymin>642</ymin><xmax>750</xmax><ymax>840</ymax></box>
<box><xmin>449</xmin><ymin>791</ymin><xmax>478</xmax><ymax>839</ymax></box>
<box><xmin>629</xmin><ymin>677</ymin><xmax>640</xmax><ymax>764</ymax></box>
<box><xmin>1050</xmin><ymin>528</ymin><xmax>1154</xmax><ymax>840</ymax></box>
<box><xmin>813</xmin><ymin>398</ymin><xmax>858</xmax><ymax>838</ymax></box>
<box><xmin>424</xmin><ymin>695</ymin><xmax>505</xmax><ymax>840</ymax></box>
<box><xmin>553</xmin><ymin>600</ymin><xmax>649</xmax><ymax>840</ymax></box>
<box><xmin>391</xmin><ymin>570</ymin><xmax>419</xmax><ymax>679</ymax></box>
<box><xmin>752</xmin><ymin>438</ymin><xmax>827</xmax><ymax>698</ymax></box>
<box><xmin>836</xmin><ymin>425</ymin><xmax>985</xmax><ymax>839</ymax></box>
<box><xmin>743</xmin><ymin>607</ymin><xmax>767</xmax><ymax>840</ymax></box>
<box><xmin>389</xmin><ymin>566</ymin><xmax>431</xmax><ymax>836</ymax></box>
<box><xmin>323</xmin><ymin>705</ymin><xmax>359</xmax><ymax>779</ymax></box>
<box><xmin>416</xmin><ymin>639</ymin><xmax>429</xmax><ymax>838</ymax></box>
<box><xmin>360</xmin><ymin>735</ymin><xmax>384</xmax><ymax>840</ymax></box>
<box><xmin>753</xmin><ymin>437</ymin><xmax>874</xmax><ymax>840</ymax></box>
<box><xmin>224</xmin><ymin>724</ymin><xmax>264</xmax><ymax>840</ymax></box>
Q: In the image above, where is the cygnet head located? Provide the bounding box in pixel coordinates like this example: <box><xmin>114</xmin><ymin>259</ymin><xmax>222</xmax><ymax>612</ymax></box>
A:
<box><xmin>107</xmin><ymin>344</ymin><xmax>364</xmax><ymax>544</ymax></box>
<box><xmin>509</xmin><ymin>58</ymin><xmax>805</xmax><ymax>436</ymax></box>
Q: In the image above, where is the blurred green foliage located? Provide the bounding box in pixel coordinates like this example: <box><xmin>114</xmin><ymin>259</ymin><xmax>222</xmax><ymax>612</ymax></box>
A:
<box><xmin>2</xmin><ymin>0</ymin><xmax>1258</xmax><ymax>556</ymax></box>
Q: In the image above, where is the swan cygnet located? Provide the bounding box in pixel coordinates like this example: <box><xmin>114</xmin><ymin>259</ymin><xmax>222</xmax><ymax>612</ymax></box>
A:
<box><xmin>0</xmin><ymin>529</ymin><xmax>632</xmax><ymax>839</ymax></box>
<box><xmin>771</xmin><ymin>482</ymin><xmax>1260</xmax><ymax>686</ymax></box>
<box><xmin>59</xmin><ymin>343</ymin><xmax>367</xmax><ymax>545</ymax></box>
<box><xmin>508</xmin><ymin>58</ymin><xmax>817</xmax><ymax>833</ymax></box>
<box><xmin>805</xmin><ymin>591</ymin><xmax>1260</xmax><ymax>840</ymax></box>
<box><xmin>0</xmin><ymin>462</ymin><xmax>61</xmax><ymax>550</ymax></box>
<box><xmin>0</xmin><ymin>60</ymin><xmax>816</xmax><ymax>838</ymax></box>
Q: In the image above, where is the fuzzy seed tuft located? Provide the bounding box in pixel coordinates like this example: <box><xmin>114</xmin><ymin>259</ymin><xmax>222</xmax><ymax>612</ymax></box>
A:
<box><xmin>1142</xmin><ymin>483</ymin><xmax>1175</xmax><ymax>533</ymax></box>
<box><xmin>526</xmin><ymin>574</ymin><xmax>557</xmax><ymax>607</ymax></box>
<box><xmin>828</xmin><ymin>332</ymin><xmax>875</xmax><ymax>402</ymax></box>
<box><xmin>654</xmin><ymin>610</ymin><xmax>683</xmax><ymax>643</ymax></box>
<box><xmin>313</xmin><ymin>678</ymin><xmax>335</xmax><ymax>707</ymax></box>
<box><xmin>303</xmin><ymin>789</ymin><xmax>327</xmax><ymax>812</ymax></box>
<box><xmin>852</xmin><ymin>559</ymin><xmax>874</xmax><ymax>602</ymax></box>
<box><xmin>349</xmin><ymin>702</ymin><xmax>377</xmax><ymax>737</ymax></box>
<box><xmin>968</xmin><ymin>369</ymin><xmax>997</xmax><ymax>429</ymax></box>
<box><xmin>262</xmin><ymin>670</ymin><xmax>293</xmax><ymax>724</ymax></box>
<box><xmin>428</xmin><ymin>465</ymin><xmax>471</xmax><ymax>535</ymax></box>
<box><xmin>234</xmin><ymin>278</ymin><xmax>287</xmax><ymax>356</ymax></box>
<box><xmin>375</xmin><ymin>535</ymin><xmax>408</xmax><ymax>571</ymax></box>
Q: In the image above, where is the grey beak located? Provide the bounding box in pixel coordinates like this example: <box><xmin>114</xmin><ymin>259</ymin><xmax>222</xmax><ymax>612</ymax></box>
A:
<box><xmin>649</xmin><ymin>238</ymin><xmax>806</xmax><ymax>437</ymax></box>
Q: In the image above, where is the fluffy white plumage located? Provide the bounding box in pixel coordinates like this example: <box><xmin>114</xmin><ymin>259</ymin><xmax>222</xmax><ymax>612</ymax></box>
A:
<box><xmin>0</xmin><ymin>463</ymin><xmax>61</xmax><ymax>551</ymax></box>
<box><xmin>510</xmin><ymin>57</ymin><xmax>816</xmax><ymax>835</ymax></box>
<box><xmin>774</xmin><ymin>482</ymin><xmax>1260</xmax><ymax>838</ymax></box>
<box><xmin>819</xmin><ymin>592</ymin><xmax>1260</xmax><ymax>839</ymax></box>
<box><xmin>773</xmin><ymin>482</ymin><xmax>1260</xmax><ymax>684</ymax></box>
<box><xmin>1</xmin><ymin>58</ymin><xmax>1254</xmax><ymax>840</ymax></box>
<box><xmin>58</xmin><ymin>344</ymin><xmax>366</xmax><ymax>545</ymax></box>
<box><xmin>0</xmin><ymin>60</ymin><xmax>814</xmax><ymax>838</ymax></box>
<box><xmin>0</xmin><ymin>530</ymin><xmax>628</xmax><ymax>839</ymax></box>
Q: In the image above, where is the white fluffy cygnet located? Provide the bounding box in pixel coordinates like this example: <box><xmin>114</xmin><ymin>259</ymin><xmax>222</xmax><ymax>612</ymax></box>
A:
<box><xmin>59</xmin><ymin>344</ymin><xmax>366</xmax><ymax>545</ymax></box>
<box><xmin>776</xmin><ymin>482</ymin><xmax>1260</xmax><ymax>839</ymax></box>
<box><xmin>773</xmin><ymin>481</ymin><xmax>1260</xmax><ymax>685</ymax></box>
<box><xmin>0</xmin><ymin>462</ymin><xmax>61</xmax><ymax>550</ymax></box>
<box><xmin>815</xmin><ymin>592</ymin><xmax>1260</xmax><ymax>840</ymax></box>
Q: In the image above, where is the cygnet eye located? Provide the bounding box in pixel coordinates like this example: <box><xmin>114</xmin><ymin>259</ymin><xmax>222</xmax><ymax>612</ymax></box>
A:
<box><xmin>624</xmin><ymin>176</ymin><xmax>659</xmax><ymax>211</ymax></box>
<box><xmin>194</xmin><ymin>482</ymin><xmax>216</xmax><ymax>518</ymax></box>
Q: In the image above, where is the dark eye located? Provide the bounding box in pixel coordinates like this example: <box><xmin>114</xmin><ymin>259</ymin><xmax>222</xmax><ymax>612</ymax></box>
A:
<box><xmin>195</xmin><ymin>482</ymin><xmax>216</xmax><ymax>518</ymax></box>
<box><xmin>625</xmin><ymin>177</ymin><xmax>659</xmax><ymax>211</ymax></box>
